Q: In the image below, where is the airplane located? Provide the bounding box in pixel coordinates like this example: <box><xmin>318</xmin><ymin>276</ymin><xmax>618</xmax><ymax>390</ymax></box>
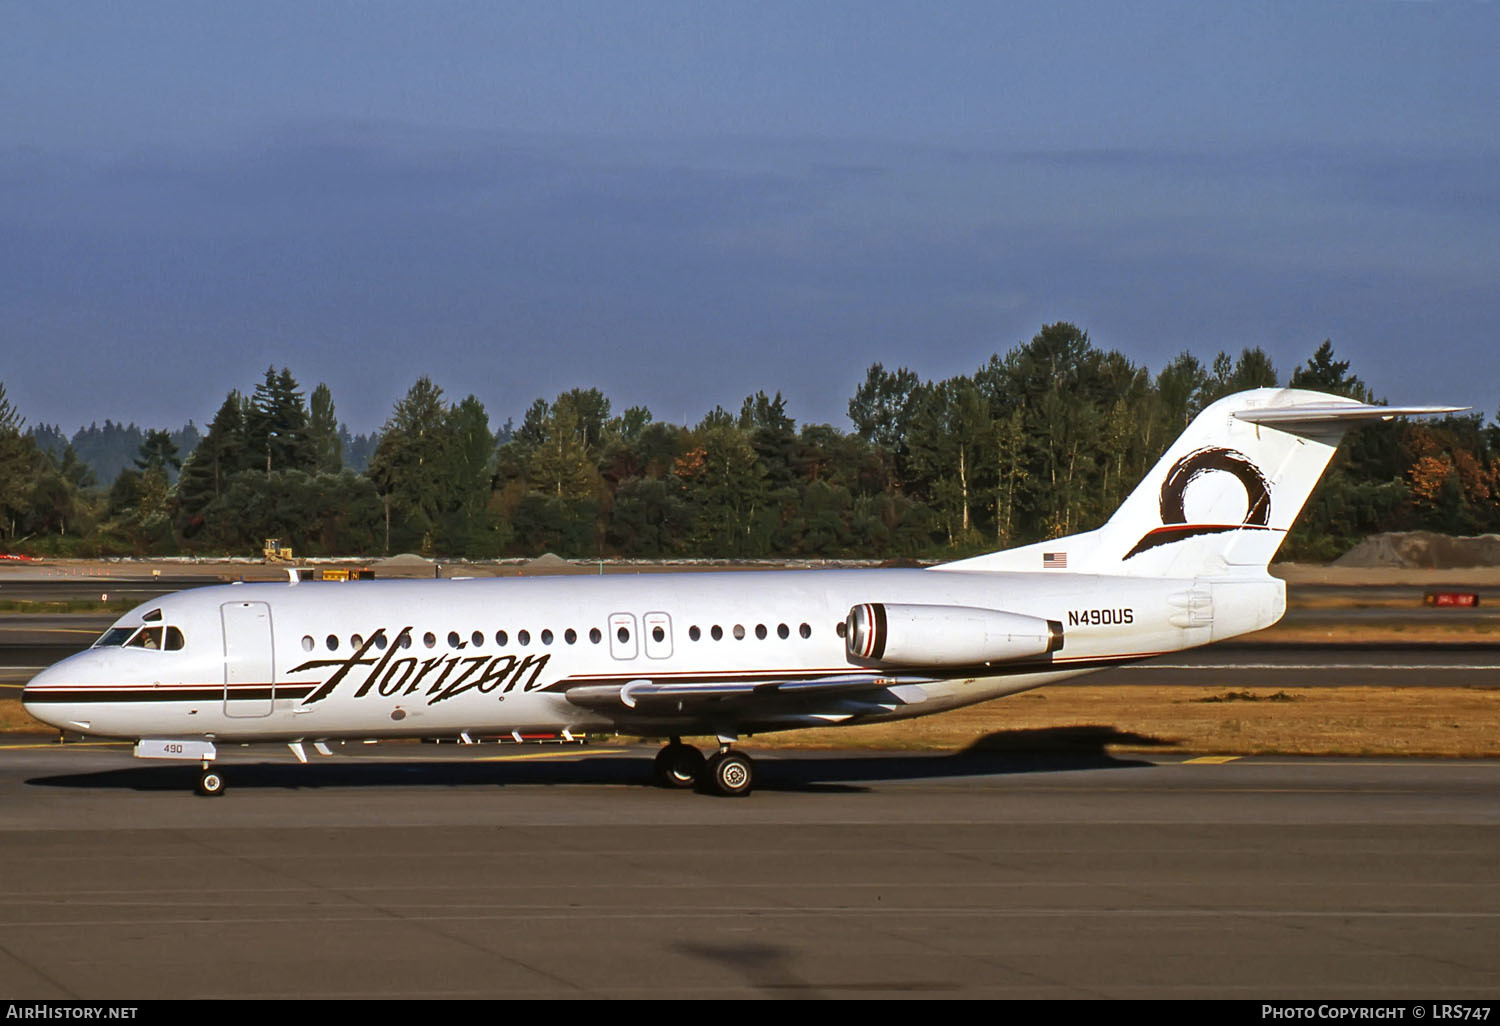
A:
<box><xmin>22</xmin><ymin>388</ymin><xmax>1462</xmax><ymax>797</ymax></box>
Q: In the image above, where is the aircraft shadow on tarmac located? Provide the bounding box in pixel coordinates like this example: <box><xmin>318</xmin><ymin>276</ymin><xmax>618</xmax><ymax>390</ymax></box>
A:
<box><xmin>27</xmin><ymin>725</ymin><xmax>1164</xmax><ymax>794</ymax></box>
<box><xmin>668</xmin><ymin>939</ymin><xmax>963</xmax><ymax>996</ymax></box>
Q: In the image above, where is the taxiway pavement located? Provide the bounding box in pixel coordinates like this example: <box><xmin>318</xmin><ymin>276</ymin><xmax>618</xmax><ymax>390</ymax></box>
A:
<box><xmin>0</xmin><ymin>742</ymin><xmax>1495</xmax><ymax>999</ymax></box>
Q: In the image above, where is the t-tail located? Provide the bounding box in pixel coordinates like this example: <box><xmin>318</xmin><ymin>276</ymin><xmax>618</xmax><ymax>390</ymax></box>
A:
<box><xmin>940</xmin><ymin>388</ymin><xmax>1464</xmax><ymax>580</ymax></box>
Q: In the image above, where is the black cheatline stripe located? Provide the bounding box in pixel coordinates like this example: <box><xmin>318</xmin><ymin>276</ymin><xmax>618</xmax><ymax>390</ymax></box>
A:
<box><xmin>23</xmin><ymin>684</ymin><xmax>318</xmax><ymax>704</ymax></box>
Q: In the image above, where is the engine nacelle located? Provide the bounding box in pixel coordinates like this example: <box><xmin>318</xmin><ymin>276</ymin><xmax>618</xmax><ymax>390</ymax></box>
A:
<box><xmin>845</xmin><ymin>603</ymin><xmax>1063</xmax><ymax>667</ymax></box>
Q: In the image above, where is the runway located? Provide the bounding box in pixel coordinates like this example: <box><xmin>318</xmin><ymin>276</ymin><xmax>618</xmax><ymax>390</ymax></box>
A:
<box><xmin>0</xmin><ymin>742</ymin><xmax>1495</xmax><ymax>998</ymax></box>
<box><xmin>1083</xmin><ymin>642</ymin><xmax>1500</xmax><ymax>687</ymax></box>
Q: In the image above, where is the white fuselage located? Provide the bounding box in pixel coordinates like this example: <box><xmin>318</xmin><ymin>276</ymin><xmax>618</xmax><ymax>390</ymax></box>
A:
<box><xmin>22</xmin><ymin>567</ymin><xmax>1284</xmax><ymax>744</ymax></box>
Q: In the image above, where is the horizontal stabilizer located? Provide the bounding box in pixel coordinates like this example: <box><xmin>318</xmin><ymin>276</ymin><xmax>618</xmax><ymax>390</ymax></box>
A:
<box><xmin>1234</xmin><ymin>402</ymin><xmax>1465</xmax><ymax>429</ymax></box>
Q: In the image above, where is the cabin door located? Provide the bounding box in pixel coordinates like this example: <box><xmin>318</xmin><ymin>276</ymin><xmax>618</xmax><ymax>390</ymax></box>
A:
<box><xmin>222</xmin><ymin>600</ymin><xmax>275</xmax><ymax>718</ymax></box>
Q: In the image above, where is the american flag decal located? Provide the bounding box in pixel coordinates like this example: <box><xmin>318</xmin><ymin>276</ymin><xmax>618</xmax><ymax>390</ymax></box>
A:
<box><xmin>1042</xmin><ymin>552</ymin><xmax>1067</xmax><ymax>568</ymax></box>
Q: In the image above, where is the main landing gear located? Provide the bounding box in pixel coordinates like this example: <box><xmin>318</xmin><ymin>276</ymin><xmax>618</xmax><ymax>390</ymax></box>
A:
<box><xmin>653</xmin><ymin>740</ymin><xmax>705</xmax><ymax>789</ymax></box>
<box><xmin>653</xmin><ymin>738</ymin><xmax>754</xmax><ymax>797</ymax></box>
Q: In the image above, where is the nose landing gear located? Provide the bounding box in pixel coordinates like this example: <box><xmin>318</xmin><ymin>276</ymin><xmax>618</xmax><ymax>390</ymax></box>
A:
<box><xmin>196</xmin><ymin>762</ymin><xmax>225</xmax><ymax>797</ymax></box>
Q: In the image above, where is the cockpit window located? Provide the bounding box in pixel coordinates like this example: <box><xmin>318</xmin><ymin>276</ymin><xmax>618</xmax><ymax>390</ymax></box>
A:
<box><xmin>119</xmin><ymin>626</ymin><xmax>186</xmax><ymax>651</ymax></box>
<box><xmin>94</xmin><ymin>627</ymin><xmax>136</xmax><ymax>648</ymax></box>
<box><xmin>126</xmin><ymin>627</ymin><xmax>164</xmax><ymax>650</ymax></box>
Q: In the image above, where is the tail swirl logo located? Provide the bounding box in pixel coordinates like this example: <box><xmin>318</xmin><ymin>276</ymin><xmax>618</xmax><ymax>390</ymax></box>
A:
<box><xmin>1125</xmin><ymin>446</ymin><xmax>1272</xmax><ymax>559</ymax></box>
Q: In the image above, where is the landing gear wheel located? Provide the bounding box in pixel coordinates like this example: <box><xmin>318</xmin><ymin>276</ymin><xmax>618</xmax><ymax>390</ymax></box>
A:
<box><xmin>704</xmin><ymin>750</ymin><xmax>754</xmax><ymax>797</ymax></box>
<box><xmin>653</xmin><ymin>743</ymin><xmax>705</xmax><ymax>789</ymax></box>
<box><xmin>196</xmin><ymin>768</ymin><xmax>225</xmax><ymax>797</ymax></box>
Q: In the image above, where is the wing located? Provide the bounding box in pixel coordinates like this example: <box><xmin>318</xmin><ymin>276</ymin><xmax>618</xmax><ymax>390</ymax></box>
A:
<box><xmin>559</xmin><ymin>671</ymin><xmax>940</xmax><ymax>728</ymax></box>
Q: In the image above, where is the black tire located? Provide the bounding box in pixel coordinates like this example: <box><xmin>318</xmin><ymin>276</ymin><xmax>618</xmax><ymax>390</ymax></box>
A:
<box><xmin>196</xmin><ymin>769</ymin><xmax>226</xmax><ymax>797</ymax></box>
<box><xmin>654</xmin><ymin>744</ymin><xmax>705</xmax><ymax>789</ymax></box>
<box><xmin>705</xmin><ymin>750</ymin><xmax>753</xmax><ymax>797</ymax></box>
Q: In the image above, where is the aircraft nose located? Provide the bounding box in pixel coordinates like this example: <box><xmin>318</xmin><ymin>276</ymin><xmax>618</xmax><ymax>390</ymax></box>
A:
<box><xmin>22</xmin><ymin>657</ymin><xmax>82</xmax><ymax>731</ymax></box>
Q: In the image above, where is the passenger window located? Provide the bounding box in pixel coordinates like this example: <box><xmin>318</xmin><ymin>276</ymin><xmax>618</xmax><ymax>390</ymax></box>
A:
<box><xmin>300</xmin><ymin>635</ymin><xmax>314</xmax><ymax>652</ymax></box>
<box><xmin>689</xmin><ymin>625</ymin><xmax>701</xmax><ymax>641</ymax></box>
<box><xmin>447</xmin><ymin>631</ymin><xmax>461</xmax><ymax>649</ymax></box>
<box><xmin>423</xmin><ymin>632</ymin><xmax>436</xmax><ymax>648</ymax></box>
<box><xmin>800</xmin><ymin>623</ymin><xmax>812</xmax><ymax>639</ymax></box>
<box><xmin>326</xmin><ymin>635</ymin><xmax>339</xmax><ymax>651</ymax></box>
<box><xmin>777</xmin><ymin>623</ymin><xmax>789</xmax><ymax>640</ymax></box>
<box><xmin>589</xmin><ymin>628</ymin><xmax>602</xmax><ymax>644</ymax></box>
<box><xmin>541</xmin><ymin>629</ymin><xmax>554</xmax><ymax>645</ymax></box>
<box><xmin>754</xmin><ymin>624</ymin><xmax>767</xmax><ymax>640</ymax></box>
<box><xmin>565</xmin><ymin>628</ymin><xmax>577</xmax><ymax>645</ymax></box>
<box><xmin>711</xmin><ymin>625</ymin><xmax>723</xmax><ymax>641</ymax></box>
<box><xmin>519</xmin><ymin>630</ymin><xmax>531</xmax><ymax>646</ymax></box>
<box><xmin>471</xmin><ymin>631</ymin><xmax>484</xmax><ymax>648</ymax></box>
<box><xmin>733</xmin><ymin>624</ymin><xmax>745</xmax><ymax>640</ymax></box>
<box><xmin>496</xmin><ymin>630</ymin><xmax>508</xmax><ymax>647</ymax></box>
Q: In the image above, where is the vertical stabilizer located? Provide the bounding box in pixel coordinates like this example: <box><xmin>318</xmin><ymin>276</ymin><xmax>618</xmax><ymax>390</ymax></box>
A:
<box><xmin>937</xmin><ymin>388</ymin><xmax>1463</xmax><ymax>578</ymax></box>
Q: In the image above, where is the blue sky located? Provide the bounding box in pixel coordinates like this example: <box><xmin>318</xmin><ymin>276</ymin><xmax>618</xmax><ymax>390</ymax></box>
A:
<box><xmin>3</xmin><ymin>2</ymin><xmax>1496</xmax><ymax>434</ymax></box>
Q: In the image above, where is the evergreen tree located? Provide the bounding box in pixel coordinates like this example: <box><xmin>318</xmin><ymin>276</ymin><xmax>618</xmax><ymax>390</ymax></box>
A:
<box><xmin>246</xmin><ymin>366</ymin><xmax>311</xmax><ymax>473</ymax></box>
<box><xmin>28</xmin><ymin>424</ymin><xmax>68</xmax><ymax>462</ymax></box>
<box><xmin>134</xmin><ymin>430</ymin><xmax>181</xmax><ymax>474</ymax></box>
<box><xmin>176</xmin><ymin>391</ymin><xmax>248</xmax><ymax>538</ymax></box>
<box><xmin>69</xmin><ymin>420</ymin><xmax>146</xmax><ymax>485</ymax></box>
<box><xmin>339</xmin><ymin>426</ymin><xmax>378</xmax><ymax>473</ymax></box>
<box><xmin>368</xmin><ymin>377</ymin><xmax>457</xmax><ymax>553</ymax></box>
<box><xmin>307</xmin><ymin>384</ymin><xmax>342</xmax><ymax>474</ymax></box>
<box><xmin>1290</xmin><ymin>340</ymin><xmax>1373</xmax><ymax>401</ymax></box>
<box><xmin>0</xmin><ymin>382</ymin><xmax>43</xmax><ymax>543</ymax></box>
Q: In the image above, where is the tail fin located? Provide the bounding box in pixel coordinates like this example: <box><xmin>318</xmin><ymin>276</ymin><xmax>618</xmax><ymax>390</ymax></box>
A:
<box><xmin>939</xmin><ymin>388</ymin><xmax>1463</xmax><ymax>579</ymax></box>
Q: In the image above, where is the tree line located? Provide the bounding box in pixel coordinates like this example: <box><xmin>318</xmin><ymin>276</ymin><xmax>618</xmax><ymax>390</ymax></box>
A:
<box><xmin>2</xmin><ymin>326</ymin><xmax>1495</xmax><ymax>561</ymax></box>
